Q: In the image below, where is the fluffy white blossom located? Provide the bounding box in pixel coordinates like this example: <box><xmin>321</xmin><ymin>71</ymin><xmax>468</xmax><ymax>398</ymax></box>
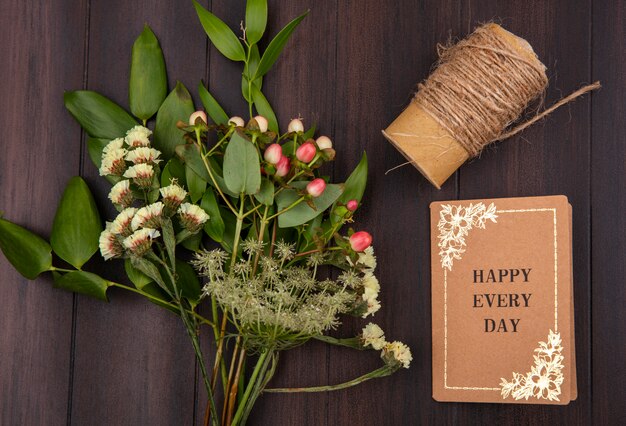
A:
<box><xmin>382</xmin><ymin>341</ymin><xmax>413</xmax><ymax>369</ymax></box>
<box><xmin>178</xmin><ymin>203</ymin><xmax>209</xmax><ymax>233</ymax></box>
<box><xmin>362</xmin><ymin>323</ymin><xmax>386</xmax><ymax>350</ymax></box>
<box><xmin>123</xmin><ymin>163</ymin><xmax>154</xmax><ymax>188</ymax></box>
<box><xmin>363</xmin><ymin>297</ymin><xmax>381</xmax><ymax>318</ymax></box>
<box><xmin>131</xmin><ymin>202</ymin><xmax>164</xmax><ymax>230</ymax></box>
<box><xmin>102</xmin><ymin>138</ymin><xmax>124</xmax><ymax>156</ymax></box>
<box><xmin>99</xmin><ymin>229</ymin><xmax>123</xmax><ymax>260</ymax></box>
<box><xmin>125</xmin><ymin>147</ymin><xmax>162</xmax><ymax>164</ymax></box>
<box><xmin>160</xmin><ymin>183</ymin><xmax>187</xmax><ymax>210</ymax></box>
<box><xmin>358</xmin><ymin>246</ymin><xmax>377</xmax><ymax>270</ymax></box>
<box><xmin>125</xmin><ymin>125</ymin><xmax>152</xmax><ymax>147</ymax></box>
<box><xmin>123</xmin><ymin>228</ymin><xmax>160</xmax><ymax>256</ymax></box>
<box><xmin>109</xmin><ymin>207</ymin><xmax>137</xmax><ymax>237</ymax></box>
<box><xmin>99</xmin><ymin>148</ymin><xmax>128</xmax><ymax>176</ymax></box>
<box><xmin>108</xmin><ymin>180</ymin><xmax>133</xmax><ymax>207</ymax></box>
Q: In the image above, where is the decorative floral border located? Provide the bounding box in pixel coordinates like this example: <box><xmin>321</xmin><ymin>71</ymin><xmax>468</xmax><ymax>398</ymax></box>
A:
<box><xmin>500</xmin><ymin>330</ymin><xmax>564</xmax><ymax>401</ymax></box>
<box><xmin>437</xmin><ymin>202</ymin><xmax>498</xmax><ymax>270</ymax></box>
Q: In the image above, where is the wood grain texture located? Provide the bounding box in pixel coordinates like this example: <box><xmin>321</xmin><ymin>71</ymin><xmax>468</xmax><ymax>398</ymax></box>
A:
<box><xmin>0</xmin><ymin>0</ymin><xmax>624</xmax><ymax>425</ymax></box>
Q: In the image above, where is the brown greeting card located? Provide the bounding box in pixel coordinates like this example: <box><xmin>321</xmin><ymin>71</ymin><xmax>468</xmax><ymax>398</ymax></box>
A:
<box><xmin>430</xmin><ymin>196</ymin><xmax>576</xmax><ymax>404</ymax></box>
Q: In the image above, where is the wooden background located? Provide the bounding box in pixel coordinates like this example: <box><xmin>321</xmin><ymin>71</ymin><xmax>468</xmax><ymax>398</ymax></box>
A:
<box><xmin>1</xmin><ymin>0</ymin><xmax>624</xmax><ymax>424</ymax></box>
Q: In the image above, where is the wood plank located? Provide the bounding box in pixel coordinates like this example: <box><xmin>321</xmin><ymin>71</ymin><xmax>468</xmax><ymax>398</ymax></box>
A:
<box><xmin>69</xmin><ymin>1</ymin><xmax>209</xmax><ymax>425</ymax></box>
<box><xmin>460</xmin><ymin>0</ymin><xmax>591</xmax><ymax>423</ymax></box>
<box><xmin>327</xmin><ymin>1</ymin><xmax>461</xmax><ymax>425</ymax></box>
<box><xmin>0</xmin><ymin>1</ymin><xmax>88</xmax><ymax>424</ymax></box>
<box><xmin>591</xmin><ymin>1</ymin><xmax>626</xmax><ymax>424</ymax></box>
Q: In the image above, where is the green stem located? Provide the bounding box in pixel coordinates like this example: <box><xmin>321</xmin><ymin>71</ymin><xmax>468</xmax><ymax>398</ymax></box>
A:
<box><xmin>264</xmin><ymin>366</ymin><xmax>394</xmax><ymax>393</ymax></box>
<box><xmin>49</xmin><ymin>266</ymin><xmax>74</xmax><ymax>273</ymax></box>
<box><xmin>229</xmin><ymin>194</ymin><xmax>246</xmax><ymax>272</ymax></box>
<box><xmin>313</xmin><ymin>335</ymin><xmax>363</xmax><ymax>349</ymax></box>
<box><xmin>266</xmin><ymin>196</ymin><xmax>305</xmax><ymax>221</ymax></box>
<box><xmin>195</xmin><ymin>134</ymin><xmax>238</xmax><ymax>215</ymax></box>
<box><xmin>231</xmin><ymin>349</ymin><xmax>271</xmax><ymax>426</ymax></box>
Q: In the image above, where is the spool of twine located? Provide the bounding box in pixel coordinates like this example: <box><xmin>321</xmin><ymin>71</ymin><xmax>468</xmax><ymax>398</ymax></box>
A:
<box><xmin>383</xmin><ymin>23</ymin><xmax>600</xmax><ymax>188</ymax></box>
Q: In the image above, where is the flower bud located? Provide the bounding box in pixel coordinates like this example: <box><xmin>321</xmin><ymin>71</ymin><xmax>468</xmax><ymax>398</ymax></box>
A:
<box><xmin>346</xmin><ymin>199</ymin><xmax>359</xmax><ymax>212</ymax></box>
<box><xmin>275</xmin><ymin>155</ymin><xmax>291</xmax><ymax>177</ymax></box>
<box><xmin>296</xmin><ymin>142</ymin><xmax>317</xmax><ymax>163</ymax></box>
<box><xmin>315</xmin><ymin>135</ymin><xmax>333</xmax><ymax>150</ymax></box>
<box><xmin>264</xmin><ymin>144</ymin><xmax>283</xmax><ymax>165</ymax></box>
<box><xmin>189</xmin><ymin>111</ymin><xmax>207</xmax><ymax>125</ymax></box>
<box><xmin>287</xmin><ymin>118</ymin><xmax>304</xmax><ymax>133</ymax></box>
<box><xmin>254</xmin><ymin>115</ymin><xmax>269</xmax><ymax>133</ymax></box>
<box><xmin>306</xmin><ymin>178</ymin><xmax>326</xmax><ymax>198</ymax></box>
<box><xmin>229</xmin><ymin>116</ymin><xmax>245</xmax><ymax>127</ymax></box>
<box><xmin>349</xmin><ymin>231</ymin><xmax>372</xmax><ymax>252</ymax></box>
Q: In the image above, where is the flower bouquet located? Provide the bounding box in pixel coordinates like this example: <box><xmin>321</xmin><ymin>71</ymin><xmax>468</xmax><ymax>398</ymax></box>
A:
<box><xmin>0</xmin><ymin>1</ymin><xmax>411</xmax><ymax>424</ymax></box>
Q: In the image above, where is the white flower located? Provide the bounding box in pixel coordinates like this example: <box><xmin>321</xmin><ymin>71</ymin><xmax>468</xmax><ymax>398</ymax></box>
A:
<box><xmin>99</xmin><ymin>229</ymin><xmax>123</xmax><ymax>260</ymax></box>
<box><xmin>108</xmin><ymin>180</ymin><xmax>133</xmax><ymax>207</ymax></box>
<box><xmin>109</xmin><ymin>207</ymin><xmax>137</xmax><ymax>236</ymax></box>
<box><xmin>131</xmin><ymin>202</ymin><xmax>164</xmax><ymax>230</ymax></box>
<box><xmin>358</xmin><ymin>246</ymin><xmax>377</xmax><ymax>270</ymax></box>
<box><xmin>125</xmin><ymin>147</ymin><xmax>162</xmax><ymax>164</ymax></box>
<box><xmin>123</xmin><ymin>163</ymin><xmax>154</xmax><ymax>188</ymax></box>
<box><xmin>362</xmin><ymin>323</ymin><xmax>386</xmax><ymax>350</ymax></box>
<box><xmin>99</xmin><ymin>148</ymin><xmax>128</xmax><ymax>176</ymax></box>
<box><xmin>123</xmin><ymin>228</ymin><xmax>160</xmax><ymax>256</ymax></box>
<box><xmin>362</xmin><ymin>297</ymin><xmax>381</xmax><ymax>318</ymax></box>
<box><xmin>362</xmin><ymin>272</ymin><xmax>380</xmax><ymax>300</ymax></box>
<box><xmin>160</xmin><ymin>183</ymin><xmax>187</xmax><ymax>210</ymax></box>
<box><xmin>125</xmin><ymin>125</ymin><xmax>152</xmax><ymax>147</ymax></box>
<box><xmin>178</xmin><ymin>202</ymin><xmax>209</xmax><ymax>233</ymax></box>
<box><xmin>383</xmin><ymin>341</ymin><xmax>413</xmax><ymax>369</ymax></box>
<box><xmin>102</xmin><ymin>138</ymin><xmax>124</xmax><ymax>156</ymax></box>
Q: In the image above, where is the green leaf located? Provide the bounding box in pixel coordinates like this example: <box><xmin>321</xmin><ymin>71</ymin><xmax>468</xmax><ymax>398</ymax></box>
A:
<box><xmin>50</xmin><ymin>177</ymin><xmax>101</xmax><ymax>269</ymax></box>
<box><xmin>86</xmin><ymin>137</ymin><xmax>109</xmax><ymax>168</ymax></box>
<box><xmin>64</xmin><ymin>91</ymin><xmax>137</xmax><ymax>139</ymax></box>
<box><xmin>245</xmin><ymin>0</ymin><xmax>267</xmax><ymax>44</ymax></box>
<box><xmin>131</xmin><ymin>256</ymin><xmax>168</xmax><ymax>292</ymax></box>
<box><xmin>198</xmin><ymin>82</ymin><xmax>229</xmax><ymax>125</ymax></box>
<box><xmin>223</xmin><ymin>130</ymin><xmax>261</xmax><ymax>195</ymax></box>
<box><xmin>124</xmin><ymin>258</ymin><xmax>153</xmax><ymax>290</ymax></box>
<box><xmin>161</xmin><ymin>218</ymin><xmax>177</xmax><ymax>269</ymax></box>
<box><xmin>254</xmin><ymin>178</ymin><xmax>274</xmax><ymax>206</ymax></box>
<box><xmin>54</xmin><ymin>271</ymin><xmax>110</xmax><ymax>301</ymax></box>
<box><xmin>153</xmin><ymin>82</ymin><xmax>195</xmax><ymax>160</ymax></box>
<box><xmin>180</xmin><ymin>231</ymin><xmax>202</xmax><ymax>251</ymax></box>
<box><xmin>193</xmin><ymin>0</ymin><xmax>246</xmax><ymax>62</ymax></box>
<box><xmin>276</xmin><ymin>182</ymin><xmax>343</xmax><ymax>228</ymax></box>
<box><xmin>186</xmin><ymin>165</ymin><xmax>207</xmax><ymax>203</ymax></box>
<box><xmin>176</xmin><ymin>145</ymin><xmax>238</xmax><ymax>197</ymax></box>
<box><xmin>219</xmin><ymin>206</ymin><xmax>238</xmax><ymax>253</ymax></box>
<box><xmin>161</xmin><ymin>157</ymin><xmax>187</xmax><ymax>187</ymax></box>
<box><xmin>129</xmin><ymin>25</ymin><xmax>167</xmax><ymax>121</ymax></box>
<box><xmin>251</xmin><ymin>85</ymin><xmax>278</xmax><ymax>133</ymax></box>
<box><xmin>201</xmin><ymin>189</ymin><xmax>225</xmax><ymax>242</ymax></box>
<box><xmin>176</xmin><ymin>259</ymin><xmax>201</xmax><ymax>303</ymax></box>
<box><xmin>337</xmin><ymin>152</ymin><xmax>368</xmax><ymax>204</ymax></box>
<box><xmin>0</xmin><ymin>218</ymin><xmax>52</xmax><ymax>280</ymax></box>
<box><xmin>253</xmin><ymin>10</ymin><xmax>309</xmax><ymax>79</ymax></box>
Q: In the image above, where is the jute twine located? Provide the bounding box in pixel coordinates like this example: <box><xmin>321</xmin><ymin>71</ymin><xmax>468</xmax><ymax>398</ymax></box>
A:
<box><xmin>413</xmin><ymin>24</ymin><xmax>600</xmax><ymax>158</ymax></box>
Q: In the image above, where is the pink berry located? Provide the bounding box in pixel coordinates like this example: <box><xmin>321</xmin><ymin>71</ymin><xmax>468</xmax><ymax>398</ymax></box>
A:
<box><xmin>346</xmin><ymin>199</ymin><xmax>359</xmax><ymax>212</ymax></box>
<box><xmin>315</xmin><ymin>135</ymin><xmax>333</xmax><ymax>150</ymax></box>
<box><xmin>254</xmin><ymin>115</ymin><xmax>269</xmax><ymax>133</ymax></box>
<box><xmin>287</xmin><ymin>118</ymin><xmax>304</xmax><ymax>133</ymax></box>
<box><xmin>349</xmin><ymin>231</ymin><xmax>372</xmax><ymax>252</ymax></box>
<box><xmin>306</xmin><ymin>178</ymin><xmax>326</xmax><ymax>198</ymax></box>
<box><xmin>229</xmin><ymin>116</ymin><xmax>245</xmax><ymax>127</ymax></box>
<box><xmin>275</xmin><ymin>156</ymin><xmax>291</xmax><ymax>177</ymax></box>
<box><xmin>264</xmin><ymin>144</ymin><xmax>283</xmax><ymax>165</ymax></box>
<box><xmin>189</xmin><ymin>111</ymin><xmax>207</xmax><ymax>125</ymax></box>
<box><xmin>296</xmin><ymin>142</ymin><xmax>317</xmax><ymax>163</ymax></box>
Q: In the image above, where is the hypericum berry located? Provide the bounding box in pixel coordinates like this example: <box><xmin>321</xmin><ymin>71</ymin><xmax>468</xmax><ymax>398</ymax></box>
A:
<box><xmin>189</xmin><ymin>111</ymin><xmax>207</xmax><ymax>125</ymax></box>
<box><xmin>287</xmin><ymin>118</ymin><xmax>304</xmax><ymax>133</ymax></box>
<box><xmin>229</xmin><ymin>116</ymin><xmax>245</xmax><ymax>127</ymax></box>
<box><xmin>264</xmin><ymin>144</ymin><xmax>283</xmax><ymax>165</ymax></box>
<box><xmin>346</xmin><ymin>199</ymin><xmax>359</xmax><ymax>212</ymax></box>
<box><xmin>296</xmin><ymin>142</ymin><xmax>317</xmax><ymax>163</ymax></box>
<box><xmin>254</xmin><ymin>115</ymin><xmax>269</xmax><ymax>133</ymax></box>
<box><xmin>315</xmin><ymin>135</ymin><xmax>333</xmax><ymax>150</ymax></box>
<box><xmin>349</xmin><ymin>231</ymin><xmax>372</xmax><ymax>252</ymax></box>
<box><xmin>275</xmin><ymin>155</ymin><xmax>291</xmax><ymax>177</ymax></box>
<box><xmin>306</xmin><ymin>178</ymin><xmax>326</xmax><ymax>198</ymax></box>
